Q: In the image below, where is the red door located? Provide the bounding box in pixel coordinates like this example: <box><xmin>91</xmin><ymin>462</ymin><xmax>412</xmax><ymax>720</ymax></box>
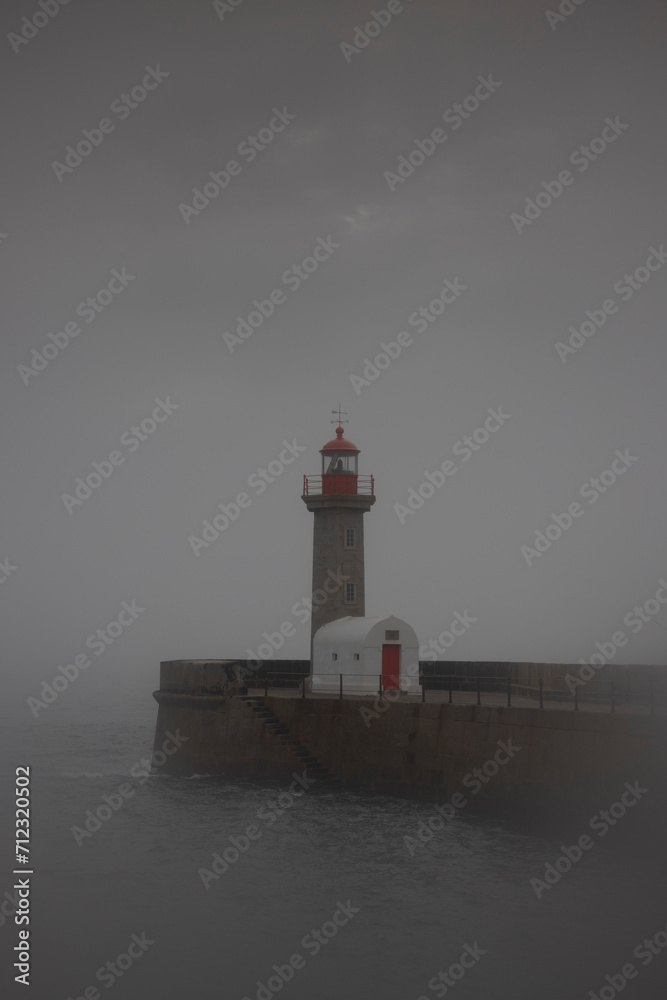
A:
<box><xmin>381</xmin><ymin>644</ymin><xmax>400</xmax><ymax>690</ymax></box>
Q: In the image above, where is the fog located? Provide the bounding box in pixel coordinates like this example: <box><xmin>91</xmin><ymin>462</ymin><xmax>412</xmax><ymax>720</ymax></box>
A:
<box><xmin>2</xmin><ymin>0</ymin><xmax>667</xmax><ymax>717</ymax></box>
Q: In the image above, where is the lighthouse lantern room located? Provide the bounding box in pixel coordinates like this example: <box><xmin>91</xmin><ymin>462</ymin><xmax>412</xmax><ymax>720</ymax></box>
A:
<box><xmin>320</xmin><ymin>426</ymin><xmax>359</xmax><ymax>494</ymax></box>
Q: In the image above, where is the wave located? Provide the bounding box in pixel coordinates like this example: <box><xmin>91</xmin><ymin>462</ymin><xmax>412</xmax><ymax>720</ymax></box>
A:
<box><xmin>57</xmin><ymin>771</ymin><xmax>133</xmax><ymax>778</ymax></box>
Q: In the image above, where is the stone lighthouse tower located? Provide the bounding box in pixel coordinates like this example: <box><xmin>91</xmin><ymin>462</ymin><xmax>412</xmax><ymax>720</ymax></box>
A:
<box><xmin>302</xmin><ymin>409</ymin><xmax>376</xmax><ymax>653</ymax></box>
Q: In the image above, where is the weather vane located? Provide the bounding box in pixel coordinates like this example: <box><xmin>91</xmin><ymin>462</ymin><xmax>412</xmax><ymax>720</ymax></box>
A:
<box><xmin>331</xmin><ymin>405</ymin><xmax>348</xmax><ymax>427</ymax></box>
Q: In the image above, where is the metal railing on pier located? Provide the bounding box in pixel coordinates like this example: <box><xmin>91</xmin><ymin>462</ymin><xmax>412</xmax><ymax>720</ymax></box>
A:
<box><xmin>230</xmin><ymin>671</ymin><xmax>665</xmax><ymax>716</ymax></box>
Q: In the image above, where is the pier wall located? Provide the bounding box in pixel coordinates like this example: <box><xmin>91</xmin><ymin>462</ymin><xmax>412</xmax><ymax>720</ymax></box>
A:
<box><xmin>153</xmin><ymin>661</ymin><xmax>667</xmax><ymax>802</ymax></box>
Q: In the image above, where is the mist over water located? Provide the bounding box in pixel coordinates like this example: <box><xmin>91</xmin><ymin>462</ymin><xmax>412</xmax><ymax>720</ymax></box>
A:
<box><xmin>1</xmin><ymin>696</ymin><xmax>664</xmax><ymax>1000</ymax></box>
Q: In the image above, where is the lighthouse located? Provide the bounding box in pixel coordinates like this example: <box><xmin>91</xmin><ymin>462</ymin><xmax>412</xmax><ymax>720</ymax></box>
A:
<box><xmin>302</xmin><ymin>409</ymin><xmax>376</xmax><ymax>652</ymax></box>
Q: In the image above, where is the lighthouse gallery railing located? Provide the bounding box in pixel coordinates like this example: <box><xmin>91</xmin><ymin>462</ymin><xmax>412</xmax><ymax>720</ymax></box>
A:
<box><xmin>302</xmin><ymin>475</ymin><xmax>374</xmax><ymax>496</ymax></box>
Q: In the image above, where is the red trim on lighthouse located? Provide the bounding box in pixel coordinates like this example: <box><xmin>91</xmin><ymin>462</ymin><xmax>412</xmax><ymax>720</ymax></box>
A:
<box><xmin>303</xmin><ymin>475</ymin><xmax>374</xmax><ymax>496</ymax></box>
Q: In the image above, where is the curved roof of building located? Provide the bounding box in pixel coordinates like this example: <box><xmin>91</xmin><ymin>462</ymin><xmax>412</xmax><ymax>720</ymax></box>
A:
<box><xmin>313</xmin><ymin>615</ymin><xmax>419</xmax><ymax>646</ymax></box>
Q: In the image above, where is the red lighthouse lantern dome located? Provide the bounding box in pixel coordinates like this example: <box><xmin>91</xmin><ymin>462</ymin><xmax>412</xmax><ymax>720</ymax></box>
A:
<box><xmin>302</xmin><ymin>410</ymin><xmax>375</xmax><ymax>497</ymax></box>
<box><xmin>320</xmin><ymin>426</ymin><xmax>359</xmax><ymax>493</ymax></box>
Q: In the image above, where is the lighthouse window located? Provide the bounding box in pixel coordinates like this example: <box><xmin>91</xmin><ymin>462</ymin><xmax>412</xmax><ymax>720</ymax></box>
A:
<box><xmin>322</xmin><ymin>453</ymin><xmax>358</xmax><ymax>474</ymax></box>
<box><xmin>345</xmin><ymin>583</ymin><xmax>356</xmax><ymax>603</ymax></box>
<box><xmin>345</xmin><ymin>528</ymin><xmax>356</xmax><ymax>548</ymax></box>
<box><xmin>325</xmin><ymin>454</ymin><xmax>350</xmax><ymax>473</ymax></box>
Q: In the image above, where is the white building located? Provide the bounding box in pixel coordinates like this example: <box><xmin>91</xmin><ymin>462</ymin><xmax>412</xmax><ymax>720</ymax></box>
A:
<box><xmin>312</xmin><ymin>615</ymin><xmax>420</xmax><ymax>695</ymax></box>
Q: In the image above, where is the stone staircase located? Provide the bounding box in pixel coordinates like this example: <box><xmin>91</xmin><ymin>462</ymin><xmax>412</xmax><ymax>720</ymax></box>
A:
<box><xmin>240</xmin><ymin>695</ymin><xmax>341</xmax><ymax>787</ymax></box>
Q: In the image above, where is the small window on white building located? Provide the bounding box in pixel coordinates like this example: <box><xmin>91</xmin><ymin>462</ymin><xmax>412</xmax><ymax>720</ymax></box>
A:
<box><xmin>353</xmin><ymin>653</ymin><xmax>360</xmax><ymax>661</ymax></box>
<box><xmin>345</xmin><ymin>583</ymin><xmax>356</xmax><ymax>603</ymax></box>
<box><xmin>345</xmin><ymin>528</ymin><xmax>356</xmax><ymax>548</ymax></box>
<box><xmin>332</xmin><ymin>652</ymin><xmax>338</xmax><ymax>661</ymax></box>
<box><xmin>385</xmin><ymin>630</ymin><xmax>399</xmax><ymax>640</ymax></box>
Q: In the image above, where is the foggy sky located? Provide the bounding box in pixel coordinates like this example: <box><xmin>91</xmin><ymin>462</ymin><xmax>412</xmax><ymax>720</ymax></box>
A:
<box><xmin>2</xmin><ymin>0</ymin><xmax>667</xmax><ymax>713</ymax></box>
